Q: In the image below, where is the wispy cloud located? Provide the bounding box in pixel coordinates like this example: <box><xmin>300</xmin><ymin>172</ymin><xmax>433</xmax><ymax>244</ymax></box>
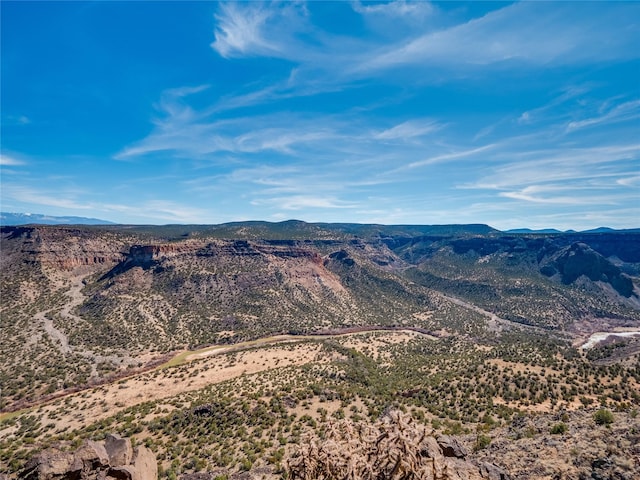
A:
<box><xmin>399</xmin><ymin>144</ymin><xmax>496</xmax><ymax>170</ymax></box>
<box><xmin>498</xmin><ymin>185</ymin><xmax>621</xmax><ymax>206</ymax></box>
<box><xmin>211</xmin><ymin>2</ymin><xmax>318</xmax><ymax>61</ymax></box>
<box><xmin>202</xmin><ymin>1</ymin><xmax>640</xmax><ymax>122</ymax></box>
<box><xmin>2</xmin><ymin>183</ymin><xmax>213</xmax><ymax>224</ymax></box>
<box><xmin>517</xmin><ymin>85</ymin><xmax>592</xmax><ymax>126</ymax></box>
<box><xmin>212</xmin><ymin>3</ymin><xmax>281</xmax><ymax>59</ymax></box>
<box><xmin>374</xmin><ymin>120</ymin><xmax>442</xmax><ymax>141</ymax></box>
<box><xmin>460</xmin><ymin>143</ymin><xmax>640</xmax><ymax>191</ymax></box>
<box><xmin>0</xmin><ymin>154</ymin><xmax>26</xmax><ymax>166</ymax></box>
<box><xmin>566</xmin><ymin>99</ymin><xmax>640</xmax><ymax>133</ymax></box>
<box><xmin>103</xmin><ymin>200</ymin><xmax>213</xmax><ymax>224</ymax></box>
<box><xmin>2</xmin><ymin>184</ymin><xmax>92</xmax><ymax>210</ymax></box>
<box><xmin>251</xmin><ymin>195</ymin><xmax>360</xmax><ymax>211</ymax></box>
<box><xmin>354</xmin><ymin>2</ymin><xmax>640</xmax><ymax>73</ymax></box>
<box><xmin>352</xmin><ymin>0</ymin><xmax>434</xmax><ymax>19</ymax></box>
<box><xmin>2</xmin><ymin>115</ymin><xmax>31</xmax><ymax>126</ymax></box>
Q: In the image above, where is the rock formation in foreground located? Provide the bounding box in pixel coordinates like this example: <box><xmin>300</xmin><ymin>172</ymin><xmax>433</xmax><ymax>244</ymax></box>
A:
<box><xmin>18</xmin><ymin>434</ymin><xmax>156</xmax><ymax>480</ymax></box>
<box><xmin>286</xmin><ymin>410</ymin><xmax>510</xmax><ymax>480</ymax></box>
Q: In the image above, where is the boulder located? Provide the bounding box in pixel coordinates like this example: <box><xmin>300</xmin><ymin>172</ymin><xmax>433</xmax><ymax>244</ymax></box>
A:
<box><xmin>19</xmin><ymin>449</ymin><xmax>76</xmax><ymax>480</ymax></box>
<box><xmin>130</xmin><ymin>446</ymin><xmax>157</xmax><ymax>480</ymax></box>
<box><xmin>72</xmin><ymin>440</ymin><xmax>110</xmax><ymax>471</ymax></box>
<box><xmin>104</xmin><ymin>434</ymin><xmax>133</xmax><ymax>467</ymax></box>
<box><xmin>19</xmin><ymin>436</ymin><xmax>157</xmax><ymax>480</ymax></box>
<box><xmin>437</xmin><ymin>434</ymin><xmax>469</xmax><ymax>459</ymax></box>
<box><xmin>479</xmin><ymin>462</ymin><xmax>511</xmax><ymax>480</ymax></box>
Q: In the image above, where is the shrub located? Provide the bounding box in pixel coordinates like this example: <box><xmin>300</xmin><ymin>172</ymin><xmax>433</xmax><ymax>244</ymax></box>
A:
<box><xmin>594</xmin><ymin>408</ymin><xmax>614</xmax><ymax>425</ymax></box>
<box><xmin>550</xmin><ymin>422</ymin><xmax>567</xmax><ymax>434</ymax></box>
<box><xmin>475</xmin><ymin>434</ymin><xmax>492</xmax><ymax>451</ymax></box>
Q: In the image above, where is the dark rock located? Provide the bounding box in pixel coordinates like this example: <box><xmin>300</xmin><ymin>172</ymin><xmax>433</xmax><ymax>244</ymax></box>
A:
<box><xmin>437</xmin><ymin>434</ymin><xmax>468</xmax><ymax>458</ymax></box>
<box><xmin>479</xmin><ymin>462</ymin><xmax>512</xmax><ymax>480</ymax></box>
<box><xmin>282</xmin><ymin>395</ymin><xmax>297</xmax><ymax>408</ymax></box>
<box><xmin>179</xmin><ymin>474</ymin><xmax>214</xmax><ymax>480</ymax></box>
<box><xmin>192</xmin><ymin>404</ymin><xmax>214</xmax><ymax>416</ymax></box>
<box><xmin>592</xmin><ymin>457</ymin><xmax>612</xmax><ymax>469</ymax></box>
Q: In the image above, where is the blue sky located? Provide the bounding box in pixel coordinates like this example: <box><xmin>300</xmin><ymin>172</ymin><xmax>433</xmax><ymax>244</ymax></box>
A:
<box><xmin>1</xmin><ymin>1</ymin><xmax>639</xmax><ymax>229</ymax></box>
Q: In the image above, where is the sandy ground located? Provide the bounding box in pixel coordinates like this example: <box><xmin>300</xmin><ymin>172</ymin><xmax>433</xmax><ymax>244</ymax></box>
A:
<box><xmin>0</xmin><ymin>328</ymin><xmax>440</xmax><ymax>440</ymax></box>
<box><xmin>4</xmin><ymin>342</ymin><xmax>324</xmax><ymax>438</ymax></box>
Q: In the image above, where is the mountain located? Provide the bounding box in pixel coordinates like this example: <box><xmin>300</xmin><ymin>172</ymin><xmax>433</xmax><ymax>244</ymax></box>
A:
<box><xmin>0</xmin><ymin>212</ymin><xmax>115</xmax><ymax>226</ymax></box>
<box><xmin>505</xmin><ymin>228</ymin><xmax>565</xmax><ymax>234</ymax></box>
<box><xmin>580</xmin><ymin>226</ymin><xmax>640</xmax><ymax>233</ymax></box>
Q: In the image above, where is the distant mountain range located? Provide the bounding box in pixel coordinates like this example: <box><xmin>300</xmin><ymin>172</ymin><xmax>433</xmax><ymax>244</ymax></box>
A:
<box><xmin>1</xmin><ymin>212</ymin><xmax>638</xmax><ymax>233</ymax></box>
<box><xmin>505</xmin><ymin>227</ymin><xmax>640</xmax><ymax>234</ymax></box>
<box><xmin>0</xmin><ymin>212</ymin><xmax>115</xmax><ymax>225</ymax></box>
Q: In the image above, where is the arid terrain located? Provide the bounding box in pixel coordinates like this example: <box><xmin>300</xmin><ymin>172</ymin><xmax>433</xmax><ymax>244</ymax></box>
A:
<box><xmin>1</xmin><ymin>222</ymin><xmax>639</xmax><ymax>479</ymax></box>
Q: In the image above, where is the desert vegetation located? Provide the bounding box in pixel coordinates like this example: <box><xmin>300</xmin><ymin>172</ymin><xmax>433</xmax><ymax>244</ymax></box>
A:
<box><xmin>1</xmin><ymin>223</ymin><xmax>639</xmax><ymax>479</ymax></box>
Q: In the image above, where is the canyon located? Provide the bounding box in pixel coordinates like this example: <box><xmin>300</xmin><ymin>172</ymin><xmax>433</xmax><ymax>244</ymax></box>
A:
<box><xmin>1</xmin><ymin>221</ymin><xmax>639</xmax><ymax>479</ymax></box>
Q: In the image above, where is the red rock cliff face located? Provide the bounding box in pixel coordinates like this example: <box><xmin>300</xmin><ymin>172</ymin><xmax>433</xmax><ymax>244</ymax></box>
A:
<box><xmin>123</xmin><ymin>240</ymin><xmax>324</xmax><ymax>264</ymax></box>
<box><xmin>2</xmin><ymin>226</ymin><xmax>326</xmax><ymax>274</ymax></box>
<box><xmin>2</xmin><ymin>226</ymin><xmax>127</xmax><ymax>271</ymax></box>
<box><xmin>127</xmin><ymin>243</ymin><xmax>199</xmax><ymax>264</ymax></box>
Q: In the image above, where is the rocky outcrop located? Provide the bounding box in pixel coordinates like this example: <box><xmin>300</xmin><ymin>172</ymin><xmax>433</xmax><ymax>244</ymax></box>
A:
<box><xmin>539</xmin><ymin>242</ymin><xmax>634</xmax><ymax>297</ymax></box>
<box><xmin>436</xmin><ymin>434</ymin><xmax>468</xmax><ymax>459</ymax></box>
<box><xmin>1</xmin><ymin>226</ymin><xmax>126</xmax><ymax>271</ymax></box>
<box><xmin>286</xmin><ymin>411</ymin><xmax>510</xmax><ymax>480</ymax></box>
<box><xmin>18</xmin><ymin>434</ymin><xmax>156</xmax><ymax>480</ymax></box>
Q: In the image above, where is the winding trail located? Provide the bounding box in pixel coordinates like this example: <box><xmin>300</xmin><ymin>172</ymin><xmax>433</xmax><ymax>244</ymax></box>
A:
<box><xmin>32</xmin><ymin>274</ymin><xmax>144</xmax><ymax>378</ymax></box>
<box><xmin>439</xmin><ymin>293</ymin><xmax>548</xmax><ymax>333</ymax></box>
<box><xmin>35</xmin><ymin>309</ymin><xmax>71</xmax><ymax>354</ymax></box>
<box><xmin>174</xmin><ymin>326</ymin><xmax>438</xmax><ymax>365</ymax></box>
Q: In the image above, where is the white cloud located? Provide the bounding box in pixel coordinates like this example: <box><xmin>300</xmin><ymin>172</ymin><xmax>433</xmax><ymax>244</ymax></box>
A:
<box><xmin>252</xmin><ymin>195</ymin><xmax>359</xmax><ymax>211</ymax></box>
<box><xmin>3</xmin><ymin>185</ymin><xmax>92</xmax><ymax>210</ymax></box>
<box><xmin>1</xmin><ymin>183</ymin><xmax>213</xmax><ymax>224</ymax></box>
<box><xmin>212</xmin><ymin>3</ymin><xmax>277</xmax><ymax>58</ymax></box>
<box><xmin>352</xmin><ymin>0</ymin><xmax>433</xmax><ymax>18</ymax></box>
<box><xmin>566</xmin><ymin>99</ymin><xmax>640</xmax><ymax>132</ymax></box>
<box><xmin>354</xmin><ymin>2</ymin><xmax>640</xmax><ymax>73</ymax></box>
<box><xmin>617</xmin><ymin>176</ymin><xmax>640</xmax><ymax>187</ymax></box>
<box><xmin>211</xmin><ymin>2</ymin><xmax>313</xmax><ymax>60</ymax></box>
<box><xmin>0</xmin><ymin>154</ymin><xmax>26</xmax><ymax>166</ymax></box>
<box><xmin>104</xmin><ymin>200</ymin><xmax>213</xmax><ymax>224</ymax></box>
<box><xmin>462</xmin><ymin>143</ymin><xmax>640</xmax><ymax>191</ymax></box>
<box><xmin>116</xmin><ymin>107</ymin><xmax>344</xmax><ymax>160</ymax></box>
<box><xmin>375</xmin><ymin>120</ymin><xmax>441</xmax><ymax>141</ymax></box>
<box><xmin>401</xmin><ymin>144</ymin><xmax>496</xmax><ymax>170</ymax></box>
<box><xmin>498</xmin><ymin>185</ymin><xmax>619</xmax><ymax>206</ymax></box>
<box><xmin>164</xmin><ymin>84</ymin><xmax>210</xmax><ymax>98</ymax></box>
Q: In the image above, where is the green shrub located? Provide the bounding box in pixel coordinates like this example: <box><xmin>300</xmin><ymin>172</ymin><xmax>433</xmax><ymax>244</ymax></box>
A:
<box><xmin>475</xmin><ymin>434</ymin><xmax>491</xmax><ymax>451</ymax></box>
<box><xmin>550</xmin><ymin>422</ymin><xmax>567</xmax><ymax>434</ymax></box>
<box><xmin>594</xmin><ymin>408</ymin><xmax>614</xmax><ymax>425</ymax></box>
